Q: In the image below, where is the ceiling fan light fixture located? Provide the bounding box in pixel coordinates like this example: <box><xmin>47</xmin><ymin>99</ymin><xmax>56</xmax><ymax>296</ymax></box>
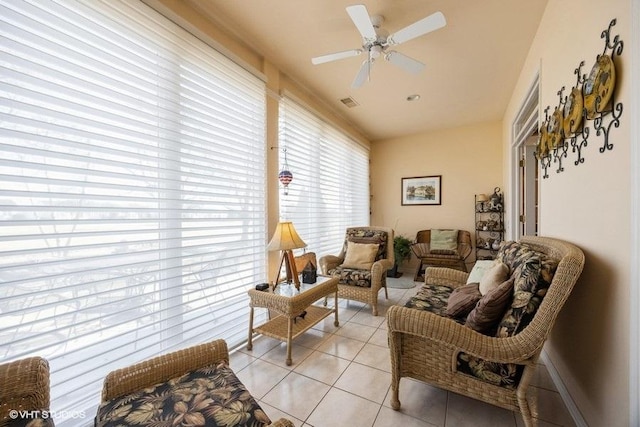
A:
<box><xmin>311</xmin><ymin>5</ymin><xmax>446</xmax><ymax>87</ymax></box>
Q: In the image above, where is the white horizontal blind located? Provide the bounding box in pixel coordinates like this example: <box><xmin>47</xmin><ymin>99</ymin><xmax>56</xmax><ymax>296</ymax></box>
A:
<box><xmin>278</xmin><ymin>97</ymin><xmax>369</xmax><ymax>258</ymax></box>
<box><xmin>0</xmin><ymin>0</ymin><xmax>266</xmax><ymax>424</ymax></box>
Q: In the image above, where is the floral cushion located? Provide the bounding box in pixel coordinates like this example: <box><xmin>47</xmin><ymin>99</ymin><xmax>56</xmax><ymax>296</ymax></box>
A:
<box><xmin>329</xmin><ymin>266</ymin><xmax>374</xmax><ymax>287</ymax></box>
<box><xmin>404</xmin><ymin>284</ymin><xmax>454</xmax><ymax>318</ymax></box>
<box><xmin>3</xmin><ymin>417</ymin><xmax>55</xmax><ymax>427</ymax></box>
<box><xmin>456</xmin><ymin>353</ymin><xmax>524</xmax><ymax>389</ymax></box>
<box><xmin>96</xmin><ymin>362</ymin><xmax>272</xmax><ymax>427</ymax></box>
<box><xmin>496</xmin><ymin>242</ymin><xmax>558</xmax><ymax>338</ymax></box>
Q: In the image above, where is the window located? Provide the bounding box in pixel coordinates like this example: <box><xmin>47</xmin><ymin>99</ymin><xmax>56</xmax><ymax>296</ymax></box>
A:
<box><xmin>0</xmin><ymin>0</ymin><xmax>266</xmax><ymax>424</ymax></box>
<box><xmin>278</xmin><ymin>96</ymin><xmax>370</xmax><ymax>256</ymax></box>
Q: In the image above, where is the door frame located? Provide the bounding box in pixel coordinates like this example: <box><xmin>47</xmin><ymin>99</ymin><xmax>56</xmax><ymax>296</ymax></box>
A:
<box><xmin>521</xmin><ymin>140</ymin><xmax>538</xmax><ymax>237</ymax></box>
<box><xmin>630</xmin><ymin>0</ymin><xmax>640</xmax><ymax>424</ymax></box>
<box><xmin>509</xmin><ymin>74</ymin><xmax>539</xmax><ymax>241</ymax></box>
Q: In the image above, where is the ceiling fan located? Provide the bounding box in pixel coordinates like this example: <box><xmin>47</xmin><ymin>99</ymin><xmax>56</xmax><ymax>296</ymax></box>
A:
<box><xmin>311</xmin><ymin>4</ymin><xmax>446</xmax><ymax>88</ymax></box>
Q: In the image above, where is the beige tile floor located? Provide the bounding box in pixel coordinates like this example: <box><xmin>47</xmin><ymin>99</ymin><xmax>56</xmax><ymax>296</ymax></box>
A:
<box><xmin>231</xmin><ymin>280</ymin><xmax>576</xmax><ymax>427</ymax></box>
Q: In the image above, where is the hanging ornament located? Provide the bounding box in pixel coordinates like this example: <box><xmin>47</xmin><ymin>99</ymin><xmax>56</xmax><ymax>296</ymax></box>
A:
<box><xmin>278</xmin><ymin>148</ymin><xmax>293</xmax><ymax>195</ymax></box>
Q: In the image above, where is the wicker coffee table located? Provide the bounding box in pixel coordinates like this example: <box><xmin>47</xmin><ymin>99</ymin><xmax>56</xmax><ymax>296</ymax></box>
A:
<box><xmin>247</xmin><ymin>276</ymin><xmax>339</xmax><ymax>365</ymax></box>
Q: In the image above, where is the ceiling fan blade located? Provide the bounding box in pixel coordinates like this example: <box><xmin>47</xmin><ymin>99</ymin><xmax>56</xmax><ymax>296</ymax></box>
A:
<box><xmin>385</xmin><ymin>51</ymin><xmax>425</xmax><ymax>74</ymax></box>
<box><xmin>346</xmin><ymin>4</ymin><xmax>377</xmax><ymax>42</ymax></box>
<box><xmin>312</xmin><ymin>49</ymin><xmax>363</xmax><ymax>65</ymax></box>
<box><xmin>387</xmin><ymin>11</ymin><xmax>446</xmax><ymax>45</ymax></box>
<box><xmin>351</xmin><ymin>60</ymin><xmax>372</xmax><ymax>88</ymax></box>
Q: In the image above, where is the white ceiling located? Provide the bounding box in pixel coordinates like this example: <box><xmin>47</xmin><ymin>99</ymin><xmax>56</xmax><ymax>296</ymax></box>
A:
<box><xmin>184</xmin><ymin>0</ymin><xmax>548</xmax><ymax>141</ymax></box>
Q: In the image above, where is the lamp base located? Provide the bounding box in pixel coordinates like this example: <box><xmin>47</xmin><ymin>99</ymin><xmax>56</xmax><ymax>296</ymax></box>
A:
<box><xmin>274</xmin><ymin>249</ymin><xmax>300</xmax><ymax>289</ymax></box>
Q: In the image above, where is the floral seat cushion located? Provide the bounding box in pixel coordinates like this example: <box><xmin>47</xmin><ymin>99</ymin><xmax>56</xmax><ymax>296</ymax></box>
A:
<box><xmin>404</xmin><ymin>284</ymin><xmax>454</xmax><ymax>318</ymax></box>
<box><xmin>96</xmin><ymin>362</ymin><xmax>272</xmax><ymax>427</ymax></box>
<box><xmin>329</xmin><ymin>266</ymin><xmax>373</xmax><ymax>288</ymax></box>
<box><xmin>4</xmin><ymin>417</ymin><xmax>55</xmax><ymax>427</ymax></box>
<box><xmin>456</xmin><ymin>354</ymin><xmax>525</xmax><ymax>389</ymax></box>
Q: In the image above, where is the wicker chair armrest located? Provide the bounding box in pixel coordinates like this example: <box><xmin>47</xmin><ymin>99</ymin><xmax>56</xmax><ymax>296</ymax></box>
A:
<box><xmin>410</xmin><ymin>242</ymin><xmax>430</xmax><ymax>258</ymax></box>
<box><xmin>458</xmin><ymin>242</ymin><xmax>473</xmax><ymax>260</ymax></box>
<box><xmin>101</xmin><ymin>339</ymin><xmax>229</xmax><ymax>402</ymax></box>
<box><xmin>319</xmin><ymin>254</ymin><xmax>342</xmax><ymax>274</ymax></box>
<box><xmin>372</xmin><ymin>258</ymin><xmax>393</xmax><ymax>276</ymax></box>
<box><xmin>269</xmin><ymin>418</ymin><xmax>295</xmax><ymax>427</ymax></box>
<box><xmin>0</xmin><ymin>357</ymin><xmax>50</xmax><ymax>419</ymax></box>
<box><xmin>424</xmin><ymin>267</ymin><xmax>469</xmax><ymax>287</ymax></box>
<box><xmin>386</xmin><ymin>306</ymin><xmax>543</xmax><ymax>363</ymax></box>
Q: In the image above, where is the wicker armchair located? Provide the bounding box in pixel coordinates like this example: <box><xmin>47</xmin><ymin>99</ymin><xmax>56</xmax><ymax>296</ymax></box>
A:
<box><xmin>319</xmin><ymin>226</ymin><xmax>394</xmax><ymax>316</ymax></box>
<box><xmin>97</xmin><ymin>339</ymin><xmax>294</xmax><ymax>427</ymax></box>
<box><xmin>0</xmin><ymin>357</ymin><xmax>52</xmax><ymax>427</ymax></box>
<box><xmin>410</xmin><ymin>229</ymin><xmax>472</xmax><ymax>281</ymax></box>
<box><xmin>387</xmin><ymin>236</ymin><xmax>584</xmax><ymax>427</ymax></box>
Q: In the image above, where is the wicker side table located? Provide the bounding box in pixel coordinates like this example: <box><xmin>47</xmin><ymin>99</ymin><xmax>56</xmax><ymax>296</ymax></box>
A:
<box><xmin>247</xmin><ymin>276</ymin><xmax>339</xmax><ymax>365</ymax></box>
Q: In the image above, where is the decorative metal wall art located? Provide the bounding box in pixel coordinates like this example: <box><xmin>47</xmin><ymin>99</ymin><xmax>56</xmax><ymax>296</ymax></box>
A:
<box><xmin>537</xmin><ymin>18</ymin><xmax>623</xmax><ymax>179</ymax></box>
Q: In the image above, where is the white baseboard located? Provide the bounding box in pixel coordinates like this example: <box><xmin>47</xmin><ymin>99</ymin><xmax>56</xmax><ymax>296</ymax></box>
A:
<box><xmin>540</xmin><ymin>350</ymin><xmax>587</xmax><ymax>427</ymax></box>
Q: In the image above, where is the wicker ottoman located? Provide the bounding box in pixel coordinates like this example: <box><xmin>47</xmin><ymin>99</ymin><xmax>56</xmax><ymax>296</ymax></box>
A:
<box><xmin>95</xmin><ymin>340</ymin><xmax>293</xmax><ymax>427</ymax></box>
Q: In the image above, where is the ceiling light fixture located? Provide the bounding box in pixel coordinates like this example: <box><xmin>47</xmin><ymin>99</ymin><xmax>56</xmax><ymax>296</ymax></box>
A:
<box><xmin>407</xmin><ymin>94</ymin><xmax>421</xmax><ymax>101</ymax></box>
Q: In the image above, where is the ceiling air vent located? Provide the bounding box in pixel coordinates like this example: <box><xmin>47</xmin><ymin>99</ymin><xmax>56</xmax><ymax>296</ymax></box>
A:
<box><xmin>339</xmin><ymin>97</ymin><xmax>359</xmax><ymax>108</ymax></box>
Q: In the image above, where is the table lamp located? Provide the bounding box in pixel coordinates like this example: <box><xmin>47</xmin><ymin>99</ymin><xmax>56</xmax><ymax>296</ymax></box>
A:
<box><xmin>267</xmin><ymin>221</ymin><xmax>307</xmax><ymax>289</ymax></box>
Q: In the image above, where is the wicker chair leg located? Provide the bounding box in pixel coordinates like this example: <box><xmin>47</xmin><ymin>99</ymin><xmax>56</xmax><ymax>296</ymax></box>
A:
<box><xmin>389</xmin><ymin>331</ymin><xmax>401</xmax><ymax>410</ymax></box>
<box><xmin>390</xmin><ymin>378</ymin><xmax>401</xmax><ymax>410</ymax></box>
<box><xmin>517</xmin><ymin>390</ymin><xmax>533</xmax><ymax>427</ymax></box>
<box><xmin>414</xmin><ymin>260</ymin><xmax>424</xmax><ymax>281</ymax></box>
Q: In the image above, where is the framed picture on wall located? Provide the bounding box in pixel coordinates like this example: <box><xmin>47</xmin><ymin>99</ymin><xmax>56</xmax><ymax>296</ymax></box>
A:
<box><xmin>401</xmin><ymin>175</ymin><xmax>442</xmax><ymax>206</ymax></box>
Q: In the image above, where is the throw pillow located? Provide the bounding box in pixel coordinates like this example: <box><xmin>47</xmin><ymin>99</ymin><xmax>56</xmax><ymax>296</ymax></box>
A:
<box><xmin>465</xmin><ymin>278</ymin><xmax>514</xmax><ymax>334</ymax></box>
<box><xmin>344</xmin><ymin>229</ymin><xmax>388</xmax><ymax>261</ymax></box>
<box><xmin>446</xmin><ymin>283</ymin><xmax>482</xmax><ymax>318</ymax></box>
<box><xmin>496</xmin><ymin>251</ymin><xmax>558</xmax><ymax>338</ymax></box>
<box><xmin>430</xmin><ymin>229</ymin><xmax>458</xmax><ymax>255</ymax></box>
<box><xmin>342</xmin><ymin>241</ymin><xmax>379</xmax><ymax>270</ymax></box>
<box><xmin>466</xmin><ymin>260</ymin><xmax>496</xmax><ymax>284</ymax></box>
<box><xmin>479</xmin><ymin>261</ymin><xmax>509</xmax><ymax>295</ymax></box>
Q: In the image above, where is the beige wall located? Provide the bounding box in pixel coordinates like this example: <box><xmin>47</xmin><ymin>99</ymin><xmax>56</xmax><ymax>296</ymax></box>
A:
<box><xmin>502</xmin><ymin>1</ymin><xmax>632</xmax><ymax>425</ymax></box>
<box><xmin>370</xmin><ymin>122</ymin><xmax>502</xmax><ymax>273</ymax></box>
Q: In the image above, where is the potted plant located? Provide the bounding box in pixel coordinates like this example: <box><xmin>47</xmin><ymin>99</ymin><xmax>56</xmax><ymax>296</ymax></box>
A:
<box><xmin>387</xmin><ymin>235</ymin><xmax>413</xmax><ymax>278</ymax></box>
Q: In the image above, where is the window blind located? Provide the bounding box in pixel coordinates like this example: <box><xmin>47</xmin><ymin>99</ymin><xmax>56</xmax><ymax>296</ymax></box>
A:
<box><xmin>0</xmin><ymin>0</ymin><xmax>267</xmax><ymax>424</ymax></box>
<box><xmin>278</xmin><ymin>97</ymin><xmax>370</xmax><ymax>257</ymax></box>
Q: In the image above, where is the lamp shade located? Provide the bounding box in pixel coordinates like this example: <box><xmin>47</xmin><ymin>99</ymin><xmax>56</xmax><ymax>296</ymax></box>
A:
<box><xmin>476</xmin><ymin>193</ymin><xmax>489</xmax><ymax>202</ymax></box>
<box><xmin>267</xmin><ymin>221</ymin><xmax>307</xmax><ymax>251</ymax></box>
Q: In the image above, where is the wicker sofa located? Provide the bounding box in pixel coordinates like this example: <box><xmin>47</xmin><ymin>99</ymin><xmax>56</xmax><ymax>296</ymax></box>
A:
<box><xmin>319</xmin><ymin>226</ymin><xmax>394</xmax><ymax>316</ymax></box>
<box><xmin>0</xmin><ymin>357</ymin><xmax>53</xmax><ymax>427</ymax></box>
<box><xmin>95</xmin><ymin>339</ymin><xmax>293</xmax><ymax>427</ymax></box>
<box><xmin>386</xmin><ymin>236</ymin><xmax>584</xmax><ymax>427</ymax></box>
